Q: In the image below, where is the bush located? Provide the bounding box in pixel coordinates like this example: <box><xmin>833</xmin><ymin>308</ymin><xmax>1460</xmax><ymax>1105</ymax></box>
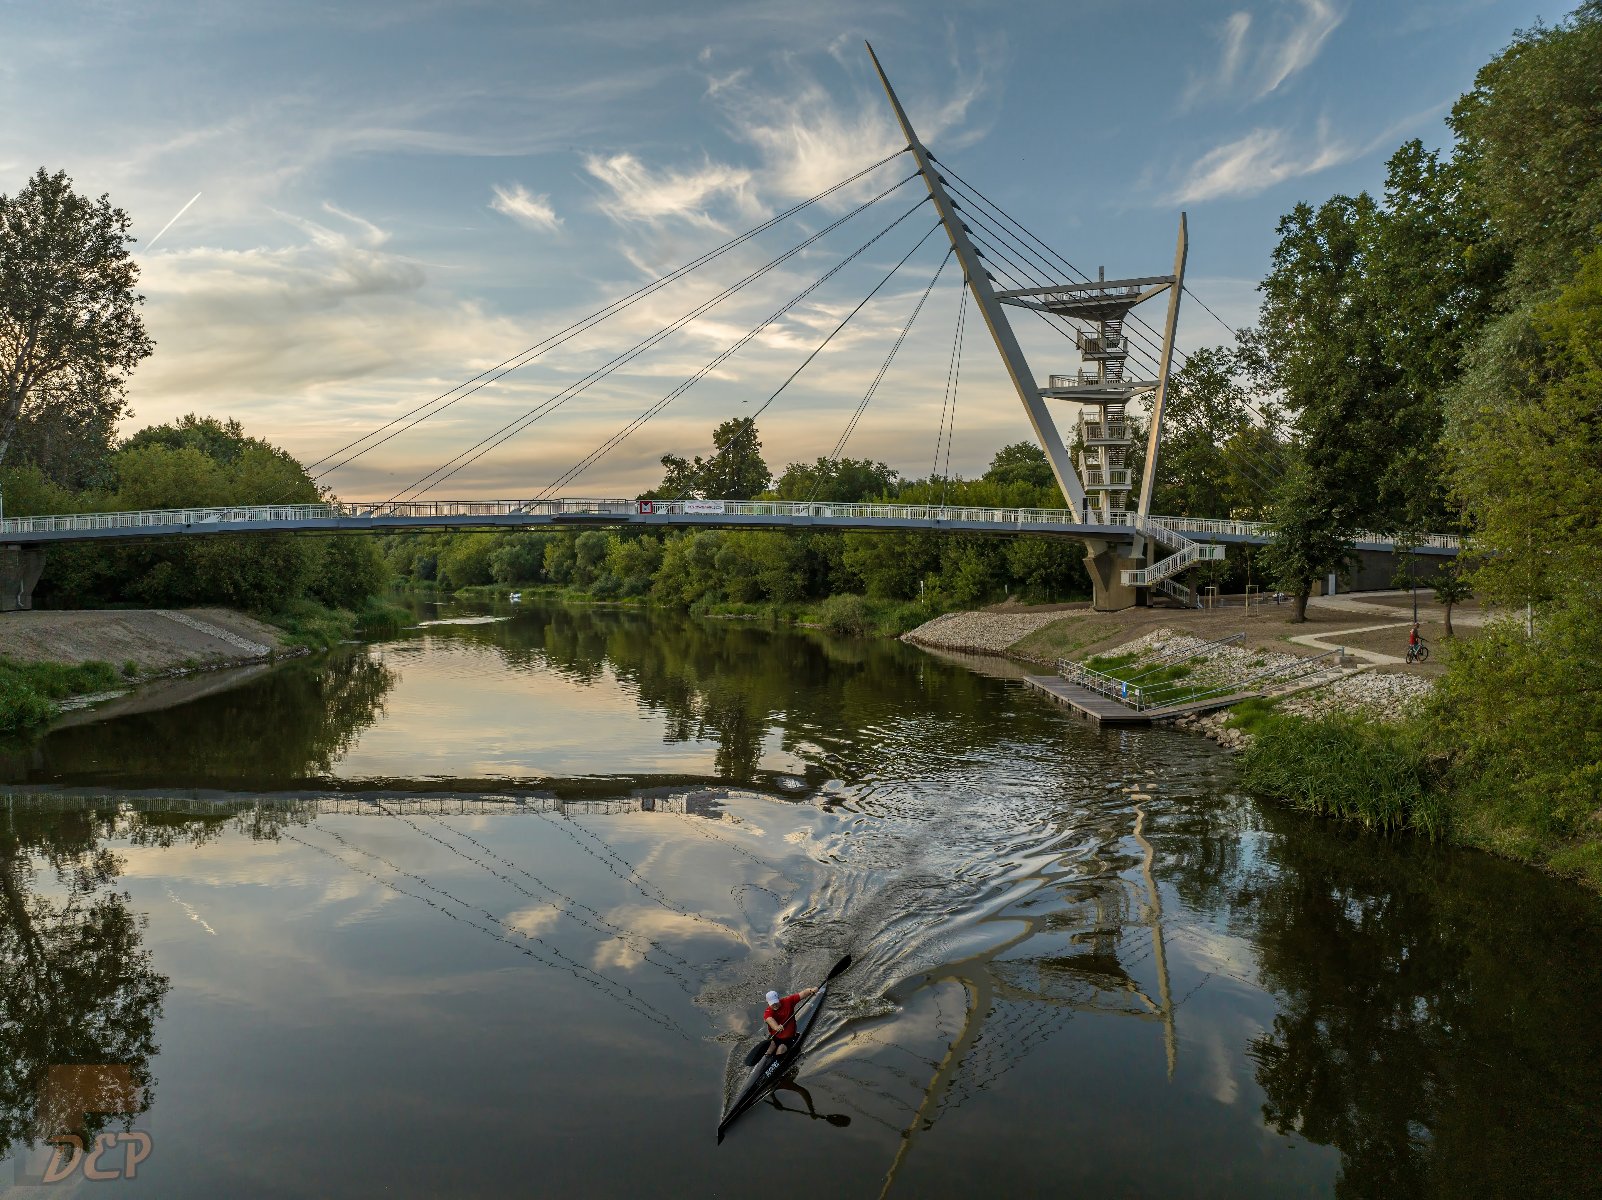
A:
<box><xmin>1238</xmin><ymin>713</ymin><xmax>1446</xmax><ymax>837</ymax></box>
<box><xmin>0</xmin><ymin>658</ymin><xmax>123</xmax><ymax>734</ymax></box>
<box><xmin>816</xmin><ymin>594</ymin><xmax>871</xmax><ymax>637</ymax></box>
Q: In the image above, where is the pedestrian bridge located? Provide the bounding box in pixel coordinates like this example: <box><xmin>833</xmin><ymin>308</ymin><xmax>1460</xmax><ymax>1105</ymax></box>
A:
<box><xmin>0</xmin><ymin>497</ymin><xmax>1462</xmax><ymax>554</ymax></box>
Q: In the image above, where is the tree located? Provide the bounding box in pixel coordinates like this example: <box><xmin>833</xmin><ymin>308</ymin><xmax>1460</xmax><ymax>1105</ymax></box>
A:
<box><xmin>1147</xmin><ymin>347</ymin><xmax>1281</xmax><ymax>518</ymax></box>
<box><xmin>771</xmin><ymin>457</ymin><xmax>898</xmax><ymax>502</ymax></box>
<box><xmin>0</xmin><ymin>169</ymin><xmax>152</xmax><ymax>478</ymax></box>
<box><xmin>983</xmin><ymin>442</ymin><xmax>1058</xmax><ymax>494</ymax></box>
<box><xmin>696</xmin><ymin>417</ymin><xmax>770</xmax><ymax>499</ymax></box>
<box><xmin>1429</xmin><ymin>566</ymin><xmax>1473</xmax><ymax>638</ymax></box>
<box><xmin>645</xmin><ymin>417</ymin><xmax>771</xmax><ymax>501</ymax></box>
<box><xmin>1258</xmin><ymin>458</ymin><xmax>1358</xmax><ymax>622</ymax></box>
<box><xmin>1448</xmin><ymin>2</ymin><xmax>1602</xmax><ymax>300</ymax></box>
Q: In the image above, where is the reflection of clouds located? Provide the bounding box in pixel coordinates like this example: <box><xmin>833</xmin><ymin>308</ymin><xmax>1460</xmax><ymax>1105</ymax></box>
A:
<box><xmin>1200</xmin><ymin>1023</ymin><xmax>1240</xmax><ymax>1105</ymax></box>
<box><xmin>504</xmin><ymin>906</ymin><xmax>564</xmax><ymax>937</ymax></box>
<box><xmin>1167</xmin><ymin>922</ymin><xmax>1258</xmax><ymax>988</ymax></box>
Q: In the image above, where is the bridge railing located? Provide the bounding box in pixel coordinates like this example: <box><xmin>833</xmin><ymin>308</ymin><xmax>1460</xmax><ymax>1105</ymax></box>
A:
<box><xmin>0</xmin><ymin>503</ymin><xmax>342</xmax><ymax>535</ymax></box>
<box><xmin>0</xmin><ymin>497</ymin><xmax>1104</xmax><ymax>535</ymax></box>
<box><xmin>1146</xmin><ymin>514</ymin><xmax>1461</xmax><ymax>551</ymax></box>
<box><xmin>0</xmin><ymin>497</ymin><xmax>1463</xmax><ymax>550</ymax></box>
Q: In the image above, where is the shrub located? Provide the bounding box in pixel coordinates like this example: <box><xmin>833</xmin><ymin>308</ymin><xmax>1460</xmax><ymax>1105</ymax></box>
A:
<box><xmin>816</xmin><ymin>594</ymin><xmax>871</xmax><ymax>637</ymax></box>
<box><xmin>1238</xmin><ymin>713</ymin><xmax>1444</xmax><ymax>837</ymax></box>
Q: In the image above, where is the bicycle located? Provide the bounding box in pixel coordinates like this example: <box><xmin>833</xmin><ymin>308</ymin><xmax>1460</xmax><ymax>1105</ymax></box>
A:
<box><xmin>1405</xmin><ymin>640</ymin><xmax>1430</xmax><ymax>664</ymax></box>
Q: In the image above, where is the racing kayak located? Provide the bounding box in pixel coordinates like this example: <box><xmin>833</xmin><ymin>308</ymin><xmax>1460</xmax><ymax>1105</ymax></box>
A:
<box><xmin>717</xmin><ymin>954</ymin><xmax>852</xmax><ymax>1143</ymax></box>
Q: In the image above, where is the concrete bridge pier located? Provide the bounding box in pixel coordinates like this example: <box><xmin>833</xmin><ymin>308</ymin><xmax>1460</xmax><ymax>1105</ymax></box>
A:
<box><xmin>1083</xmin><ymin>540</ymin><xmax>1143</xmax><ymax>612</ymax></box>
<box><xmin>1</xmin><ymin>545</ymin><xmax>46</xmax><ymax>612</ymax></box>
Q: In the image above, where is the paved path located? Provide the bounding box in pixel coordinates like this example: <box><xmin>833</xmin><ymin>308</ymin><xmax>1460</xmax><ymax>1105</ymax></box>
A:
<box><xmin>1308</xmin><ymin>590</ymin><xmax>1486</xmax><ymax>628</ymax></box>
<box><xmin>1288</xmin><ymin>621</ymin><xmax>1411</xmax><ymax>665</ymax></box>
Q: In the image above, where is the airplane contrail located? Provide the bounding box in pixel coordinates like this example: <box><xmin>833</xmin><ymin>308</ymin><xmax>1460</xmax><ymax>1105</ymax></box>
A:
<box><xmin>145</xmin><ymin>191</ymin><xmax>202</xmax><ymax>248</ymax></box>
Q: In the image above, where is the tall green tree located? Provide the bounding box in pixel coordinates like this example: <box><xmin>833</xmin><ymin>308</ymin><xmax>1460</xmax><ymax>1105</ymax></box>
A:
<box><xmin>1258</xmin><ymin>459</ymin><xmax>1358</xmax><ymax>622</ymax></box>
<box><xmin>0</xmin><ymin>169</ymin><xmax>152</xmax><ymax>481</ymax></box>
<box><xmin>1448</xmin><ymin>2</ymin><xmax>1602</xmax><ymax>300</ymax></box>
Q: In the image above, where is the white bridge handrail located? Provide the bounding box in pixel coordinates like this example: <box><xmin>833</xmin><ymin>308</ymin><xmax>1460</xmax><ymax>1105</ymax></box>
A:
<box><xmin>0</xmin><ymin>497</ymin><xmax>1462</xmax><ymax>550</ymax></box>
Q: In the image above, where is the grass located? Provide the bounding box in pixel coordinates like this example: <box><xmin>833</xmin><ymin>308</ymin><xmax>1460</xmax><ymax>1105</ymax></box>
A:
<box><xmin>1235</xmin><ymin>709</ymin><xmax>1447</xmax><ymax>838</ymax></box>
<box><xmin>0</xmin><ymin>656</ymin><xmax>123</xmax><ymax>734</ymax></box>
<box><xmin>264</xmin><ymin>597</ymin><xmax>417</xmax><ymax>648</ymax></box>
<box><xmin>1009</xmin><ymin>613</ymin><xmax>1123</xmax><ymax>664</ymax></box>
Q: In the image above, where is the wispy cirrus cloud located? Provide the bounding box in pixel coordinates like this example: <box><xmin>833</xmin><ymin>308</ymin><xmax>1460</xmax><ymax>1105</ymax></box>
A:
<box><xmin>1166</xmin><ymin>121</ymin><xmax>1355</xmax><ymax>203</ymax></box>
<box><xmin>1258</xmin><ymin>0</ymin><xmax>1344</xmax><ymax>97</ymax></box>
<box><xmin>1166</xmin><ymin>94</ymin><xmax>1454</xmax><ymax>204</ymax></box>
<box><xmin>584</xmin><ymin>152</ymin><xmax>757</xmax><ymax>229</ymax></box>
<box><xmin>1181</xmin><ymin>11</ymin><xmax>1254</xmax><ymax>108</ymax></box>
<box><xmin>490</xmin><ymin>183</ymin><xmax>562</xmax><ymax>233</ymax></box>
<box><xmin>1180</xmin><ymin>0</ymin><xmax>1344</xmax><ymax>108</ymax></box>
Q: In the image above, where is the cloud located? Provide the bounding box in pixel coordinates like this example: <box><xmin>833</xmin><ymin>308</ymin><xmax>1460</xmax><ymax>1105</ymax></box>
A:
<box><xmin>490</xmin><ymin>183</ymin><xmax>562</xmax><ymax>233</ymax></box>
<box><xmin>1179</xmin><ymin>1</ymin><xmax>1343</xmax><ymax>108</ymax></box>
<box><xmin>1166</xmin><ymin>121</ymin><xmax>1355</xmax><ymax>203</ymax></box>
<box><xmin>321</xmin><ymin>200</ymin><xmax>390</xmax><ymax>246</ymax></box>
<box><xmin>1181</xmin><ymin>11</ymin><xmax>1254</xmax><ymax>108</ymax></box>
<box><xmin>1256</xmin><ymin>0</ymin><xmax>1343</xmax><ymax>97</ymax></box>
<box><xmin>584</xmin><ymin>152</ymin><xmax>757</xmax><ymax>229</ymax></box>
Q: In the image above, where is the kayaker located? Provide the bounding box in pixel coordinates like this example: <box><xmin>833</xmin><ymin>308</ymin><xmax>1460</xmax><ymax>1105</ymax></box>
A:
<box><xmin>762</xmin><ymin>986</ymin><xmax>818</xmax><ymax>1058</ymax></box>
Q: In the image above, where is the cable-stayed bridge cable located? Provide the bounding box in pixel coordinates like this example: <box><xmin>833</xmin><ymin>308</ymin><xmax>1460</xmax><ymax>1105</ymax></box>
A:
<box><xmin>536</xmin><ymin>208</ymin><xmax>940</xmax><ymax>499</ymax></box>
<box><xmin>381</xmin><ymin>178</ymin><xmax>924</xmax><ymax>506</ymax></box>
<box><xmin>749</xmin><ymin>221</ymin><xmax>944</xmax><ymax>422</ymax></box>
<box><xmin>822</xmin><ymin>247</ymin><xmax>955</xmax><ymax>468</ymax></box>
<box><xmin>304</xmin><ymin>148</ymin><xmax>909</xmax><ymax>483</ymax></box>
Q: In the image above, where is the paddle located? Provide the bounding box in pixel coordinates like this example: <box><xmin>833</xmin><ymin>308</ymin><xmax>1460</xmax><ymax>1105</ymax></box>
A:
<box><xmin>742</xmin><ymin>954</ymin><xmax>853</xmax><ymax>1066</ymax></box>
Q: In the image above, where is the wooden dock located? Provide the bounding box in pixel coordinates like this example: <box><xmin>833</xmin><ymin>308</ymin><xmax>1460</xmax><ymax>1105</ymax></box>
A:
<box><xmin>1023</xmin><ymin>675</ymin><xmax>1152</xmax><ymax>726</ymax></box>
<box><xmin>1025</xmin><ymin>675</ymin><xmax>1261</xmax><ymax>726</ymax></box>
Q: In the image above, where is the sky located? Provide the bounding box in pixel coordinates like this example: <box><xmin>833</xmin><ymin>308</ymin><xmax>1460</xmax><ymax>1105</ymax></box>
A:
<box><xmin>0</xmin><ymin>0</ymin><xmax>1562</xmax><ymax>501</ymax></box>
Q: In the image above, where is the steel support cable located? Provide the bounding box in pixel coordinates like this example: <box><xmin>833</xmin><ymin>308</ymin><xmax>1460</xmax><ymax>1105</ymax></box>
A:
<box><xmin>958</xmin><ymin>201</ymin><xmax>1289</xmax><ymax>492</ymax></box>
<box><xmin>822</xmin><ymin>247</ymin><xmax>955</xmax><ymax>467</ymax></box>
<box><xmin>535</xmin><ymin>206</ymin><xmax>940</xmax><ymax>500</ymax></box>
<box><xmin>304</xmin><ymin>148</ymin><xmax>910</xmax><ymax>481</ymax></box>
<box><xmin>941</xmin><ymin>284</ymin><xmax>967</xmax><ymax>509</ymax></box>
<box><xmin>943</xmin><ymin>167</ymin><xmax>1290</xmax><ymax>447</ymax></box>
<box><xmin>963</xmin><ymin>229</ymin><xmax>1289</xmax><ymax>505</ymax></box>
<box><xmin>380</xmin><ymin>177</ymin><xmax>923</xmax><ymax>506</ymax></box>
<box><xmin>748</xmin><ymin>221</ymin><xmax>944</xmax><ymax>423</ymax></box>
<box><xmin>962</xmin><ymin>220</ymin><xmax>1173</xmax><ymax>385</ymax></box>
<box><xmin>944</xmin><ymin>163</ymin><xmax>1292</xmax><ymax>506</ymax></box>
<box><xmin>962</xmin><ymin>217</ymin><xmax>1170</xmax><ymax>378</ymax></box>
<box><xmin>932</xmin><ymin>282</ymin><xmax>967</xmax><ymax>484</ymax></box>
<box><xmin>943</xmin><ymin>169</ymin><xmax>1198</xmax><ymax>376</ymax></box>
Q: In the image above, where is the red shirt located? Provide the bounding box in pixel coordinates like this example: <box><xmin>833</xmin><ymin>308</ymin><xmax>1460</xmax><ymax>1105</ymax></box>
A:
<box><xmin>763</xmin><ymin>993</ymin><xmax>802</xmax><ymax>1040</ymax></box>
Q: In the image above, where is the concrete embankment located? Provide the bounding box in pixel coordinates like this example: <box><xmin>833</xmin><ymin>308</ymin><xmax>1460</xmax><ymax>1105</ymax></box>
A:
<box><xmin>902</xmin><ymin>604</ymin><xmax>1436</xmax><ymax>745</ymax></box>
<box><xmin>0</xmin><ymin>608</ymin><xmax>290</xmax><ymax>673</ymax></box>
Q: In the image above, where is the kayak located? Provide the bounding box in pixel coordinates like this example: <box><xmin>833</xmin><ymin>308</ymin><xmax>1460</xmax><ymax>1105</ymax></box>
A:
<box><xmin>717</xmin><ymin>955</ymin><xmax>851</xmax><ymax>1143</ymax></box>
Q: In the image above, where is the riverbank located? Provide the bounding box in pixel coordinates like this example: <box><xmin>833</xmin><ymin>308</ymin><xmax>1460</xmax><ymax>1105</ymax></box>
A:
<box><xmin>0</xmin><ymin>601</ymin><xmax>405</xmax><ymax>735</ymax></box>
<box><xmin>903</xmin><ymin>597</ymin><xmax>1602</xmax><ymax>891</ymax></box>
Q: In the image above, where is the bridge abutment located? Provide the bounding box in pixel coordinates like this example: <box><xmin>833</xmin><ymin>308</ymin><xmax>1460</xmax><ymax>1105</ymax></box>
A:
<box><xmin>0</xmin><ymin>545</ymin><xmax>46</xmax><ymax>612</ymax></box>
<box><xmin>1083</xmin><ymin>542</ymin><xmax>1142</xmax><ymax>612</ymax></box>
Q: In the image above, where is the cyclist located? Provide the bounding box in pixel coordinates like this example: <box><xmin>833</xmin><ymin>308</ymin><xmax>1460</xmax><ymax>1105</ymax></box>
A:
<box><xmin>1406</xmin><ymin>624</ymin><xmax>1423</xmax><ymax>663</ymax></box>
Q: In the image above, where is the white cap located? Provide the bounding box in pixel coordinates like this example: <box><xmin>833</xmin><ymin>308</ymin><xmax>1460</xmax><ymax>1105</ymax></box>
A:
<box><xmin>765</xmin><ymin>991</ymin><xmax>781</xmax><ymax>1005</ymax></box>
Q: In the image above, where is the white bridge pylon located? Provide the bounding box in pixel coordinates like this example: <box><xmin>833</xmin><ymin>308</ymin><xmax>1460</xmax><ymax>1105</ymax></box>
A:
<box><xmin>868</xmin><ymin>45</ymin><xmax>1198</xmax><ymax>604</ymax></box>
<box><xmin>867</xmin><ymin>45</ymin><xmax>1187</xmax><ymax>540</ymax></box>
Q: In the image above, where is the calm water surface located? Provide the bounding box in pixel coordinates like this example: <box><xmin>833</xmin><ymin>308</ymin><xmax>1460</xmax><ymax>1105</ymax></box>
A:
<box><xmin>2</xmin><ymin>599</ymin><xmax>1599</xmax><ymax>1197</ymax></box>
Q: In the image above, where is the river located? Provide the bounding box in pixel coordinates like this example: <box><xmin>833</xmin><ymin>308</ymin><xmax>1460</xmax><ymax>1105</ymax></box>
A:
<box><xmin>2</xmin><ymin>597</ymin><xmax>1599</xmax><ymax>1197</ymax></box>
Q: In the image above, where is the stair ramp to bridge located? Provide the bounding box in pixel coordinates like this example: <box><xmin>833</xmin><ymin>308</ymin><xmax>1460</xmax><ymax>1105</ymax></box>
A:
<box><xmin>1121</xmin><ymin>517</ymin><xmax>1227</xmax><ymax>592</ymax></box>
